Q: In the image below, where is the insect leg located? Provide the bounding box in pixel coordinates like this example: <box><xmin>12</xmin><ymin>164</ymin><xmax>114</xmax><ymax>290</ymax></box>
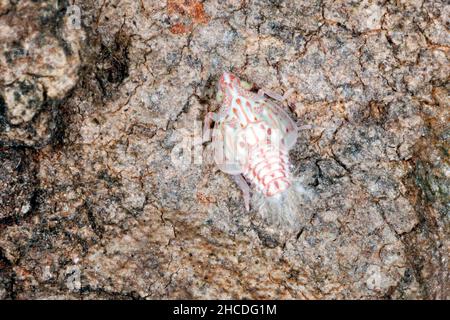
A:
<box><xmin>257</xmin><ymin>89</ymin><xmax>323</xmax><ymax>131</ymax></box>
<box><xmin>298</xmin><ymin>124</ymin><xmax>314</xmax><ymax>130</ymax></box>
<box><xmin>258</xmin><ymin>88</ymin><xmax>294</xmax><ymax>102</ymax></box>
<box><xmin>202</xmin><ymin>112</ymin><xmax>224</xmax><ymax>143</ymax></box>
<box><xmin>233</xmin><ymin>174</ymin><xmax>251</xmax><ymax>212</ymax></box>
<box><xmin>297</xmin><ymin>124</ymin><xmax>325</xmax><ymax>130</ymax></box>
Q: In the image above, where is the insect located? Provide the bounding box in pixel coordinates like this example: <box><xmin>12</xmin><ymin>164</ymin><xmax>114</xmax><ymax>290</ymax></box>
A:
<box><xmin>204</xmin><ymin>72</ymin><xmax>310</xmax><ymax>228</ymax></box>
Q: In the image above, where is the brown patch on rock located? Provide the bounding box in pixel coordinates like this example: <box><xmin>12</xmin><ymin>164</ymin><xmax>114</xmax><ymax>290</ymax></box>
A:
<box><xmin>170</xmin><ymin>22</ymin><xmax>192</xmax><ymax>35</ymax></box>
<box><xmin>167</xmin><ymin>0</ymin><xmax>209</xmax><ymax>35</ymax></box>
<box><xmin>168</xmin><ymin>0</ymin><xmax>209</xmax><ymax>23</ymax></box>
<box><xmin>196</xmin><ymin>192</ymin><xmax>216</xmax><ymax>204</ymax></box>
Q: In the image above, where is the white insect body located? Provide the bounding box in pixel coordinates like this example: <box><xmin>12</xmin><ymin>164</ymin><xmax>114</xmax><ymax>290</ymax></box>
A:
<box><xmin>204</xmin><ymin>72</ymin><xmax>309</xmax><ymax>228</ymax></box>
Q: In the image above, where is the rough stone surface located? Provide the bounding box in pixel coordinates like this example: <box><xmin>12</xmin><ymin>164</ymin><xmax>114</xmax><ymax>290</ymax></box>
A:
<box><xmin>0</xmin><ymin>0</ymin><xmax>448</xmax><ymax>299</ymax></box>
<box><xmin>0</xmin><ymin>148</ymin><xmax>37</xmax><ymax>221</ymax></box>
<box><xmin>0</xmin><ymin>0</ymin><xmax>84</xmax><ymax>147</ymax></box>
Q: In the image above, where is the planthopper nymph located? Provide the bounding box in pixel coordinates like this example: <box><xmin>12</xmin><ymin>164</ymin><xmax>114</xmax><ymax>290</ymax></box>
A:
<box><xmin>203</xmin><ymin>72</ymin><xmax>312</xmax><ymax>229</ymax></box>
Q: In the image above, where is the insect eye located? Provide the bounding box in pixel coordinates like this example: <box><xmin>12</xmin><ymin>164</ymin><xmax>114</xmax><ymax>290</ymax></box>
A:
<box><xmin>240</xmin><ymin>81</ymin><xmax>252</xmax><ymax>90</ymax></box>
<box><xmin>216</xmin><ymin>91</ymin><xmax>224</xmax><ymax>102</ymax></box>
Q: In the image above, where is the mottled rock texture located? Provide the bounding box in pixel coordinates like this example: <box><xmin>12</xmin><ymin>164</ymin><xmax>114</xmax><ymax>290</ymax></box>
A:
<box><xmin>0</xmin><ymin>0</ymin><xmax>83</xmax><ymax>147</ymax></box>
<box><xmin>0</xmin><ymin>0</ymin><xmax>448</xmax><ymax>299</ymax></box>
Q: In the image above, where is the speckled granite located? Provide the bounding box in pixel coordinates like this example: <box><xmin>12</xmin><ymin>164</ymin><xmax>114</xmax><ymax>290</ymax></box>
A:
<box><xmin>0</xmin><ymin>0</ymin><xmax>448</xmax><ymax>299</ymax></box>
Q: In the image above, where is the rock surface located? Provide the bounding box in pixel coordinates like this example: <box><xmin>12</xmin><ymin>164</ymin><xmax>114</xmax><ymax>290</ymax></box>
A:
<box><xmin>0</xmin><ymin>0</ymin><xmax>84</xmax><ymax>147</ymax></box>
<box><xmin>0</xmin><ymin>0</ymin><xmax>448</xmax><ymax>299</ymax></box>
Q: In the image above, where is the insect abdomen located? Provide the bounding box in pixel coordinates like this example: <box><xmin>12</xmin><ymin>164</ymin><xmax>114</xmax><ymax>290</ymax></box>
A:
<box><xmin>244</xmin><ymin>144</ymin><xmax>291</xmax><ymax>197</ymax></box>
